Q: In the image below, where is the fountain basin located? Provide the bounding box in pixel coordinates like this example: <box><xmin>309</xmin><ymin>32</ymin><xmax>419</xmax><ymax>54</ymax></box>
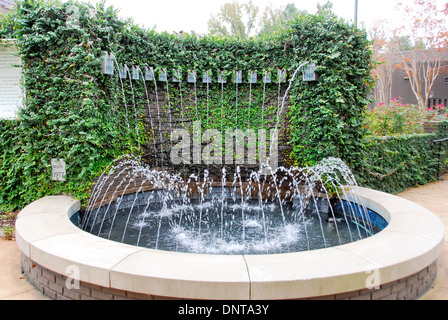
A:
<box><xmin>83</xmin><ymin>188</ymin><xmax>385</xmax><ymax>255</ymax></box>
<box><xmin>16</xmin><ymin>186</ymin><xmax>444</xmax><ymax>300</ymax></box>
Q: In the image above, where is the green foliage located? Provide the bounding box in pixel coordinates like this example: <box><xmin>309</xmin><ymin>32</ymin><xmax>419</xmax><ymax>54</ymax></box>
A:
<box><xmin>427</xmin><ymin>104</ymin><xmax>448</xmax><ymax>122</ymax></box>
<box><xmin>364</xmin><ymin>100</ymin><xmax>448</xmax><ymax>137</ymax></box>
<box><xmin>357</xmin><ymin>122</ymin><xmax>448</xmax><ymax>194</ymax></box>
<box><xmin>364</xmin><ymin>100</ymin><xmax>425</xmax><ymax>136</ymax></box>
<box><xmin>104</xmin><ymin>7</ymin><xmax>374</xmax><ymax>170</ymax></box>
<box><xmin>287</xmin><ymin>12</ymin><xmax>374</xmax><ymax>169</ymax></box>
<box><xmin>2</xmin><ymin>226</ymin><xmax>15</xmax><ymax>240</ymax></box>
<box><xmin>0</xmin><ymin>0</ymin><xmax>374</xmax><ymax>209</ymax></box>
<box><xmin>0</xmin><ymin>0</ymin><xmax>132</xmax><ymax>209</ymax></box>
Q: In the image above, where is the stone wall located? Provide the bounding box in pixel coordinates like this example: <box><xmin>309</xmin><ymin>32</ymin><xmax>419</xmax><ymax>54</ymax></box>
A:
<box><xmin>21</xmin><ymin>254</ymin><xmax>170</xmax><ymax>300</ymax></box>
<box><xmin>21</xmin><ymin>254</ymin><xmax>437</xmax><ymax>300</ymax></box>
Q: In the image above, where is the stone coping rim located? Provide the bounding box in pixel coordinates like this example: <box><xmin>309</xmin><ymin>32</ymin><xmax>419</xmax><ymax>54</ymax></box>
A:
<box><xmin>15</xmin><ymin>187</ymin><xmax>445</xmax><ymax>300</ymax></box>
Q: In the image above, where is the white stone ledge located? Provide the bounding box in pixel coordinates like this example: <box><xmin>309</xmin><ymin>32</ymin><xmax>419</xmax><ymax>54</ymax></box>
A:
<box><xmin>15</xmin><ymin>187</ymin><xmax>445</xmax><ymax>300</ymax></box>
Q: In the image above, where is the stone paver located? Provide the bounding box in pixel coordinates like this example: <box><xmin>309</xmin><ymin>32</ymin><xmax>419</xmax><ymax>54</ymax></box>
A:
<box><xmin>0</xmin><ymin>239</ymin><xmax>49</xmax><ymax>300</ymax></box>
<box><xmin>397</xmin><ymin>175</ymin><xmax>448</xmax><ymax>300</ymax></box>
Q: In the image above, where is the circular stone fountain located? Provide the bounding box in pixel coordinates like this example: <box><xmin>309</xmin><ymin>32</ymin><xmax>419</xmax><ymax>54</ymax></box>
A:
<box><xmin>13</xmin><ymin>59</ymin><xmax>445</xmax><ymax>300</ymax></box>
<box><xmin>16</xmin><ymin>161</ymin><xmax>444</xmax><ymax>300</ymax></box>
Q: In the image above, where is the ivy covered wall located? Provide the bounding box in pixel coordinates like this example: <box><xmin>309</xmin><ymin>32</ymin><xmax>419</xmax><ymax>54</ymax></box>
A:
<box><xmin>0</xmin><ymin>0</ymin><xmax>375</xmax><ymax>210</ymax></box>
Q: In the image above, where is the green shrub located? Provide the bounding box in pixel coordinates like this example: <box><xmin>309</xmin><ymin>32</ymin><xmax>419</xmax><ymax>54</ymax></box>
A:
<box><xmin>364</xmin><ymin>99</ymin><xmax>448</xmax><ymax>137</ymax></box>
<box><xmin>1</xmin><ymin>226</ymin><xmax>15</xmax><ymax>240</ymax></box>
<box><xmin>364</xmin><ymin>100</ymin><xmax>425</xmax><ymax>136</ymax></box>
<box><xmin>356</xmin><ymin>130</ymin><xmax>448</xmax><ymax>194</ymax></box>
<box><xmin>0</xmin><ymin>0</ymin><xmax>130</xmax><ymax>209</ymax></box>
<box><xmin>427</xmin><ymin>104</ymin><xmax>448</xmax><ymax>122</ymax></box>
<box><xmin>287</xmin><ymin>13</ymin><xmax>374</xmax><ymax>170</ymax></box>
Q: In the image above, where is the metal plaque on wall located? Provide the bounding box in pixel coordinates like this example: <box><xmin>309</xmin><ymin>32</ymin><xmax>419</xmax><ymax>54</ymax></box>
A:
<box><xmin>51</xmin><ymin>159</ymin><xmax>66</xmax><ymax>182</ymax></box>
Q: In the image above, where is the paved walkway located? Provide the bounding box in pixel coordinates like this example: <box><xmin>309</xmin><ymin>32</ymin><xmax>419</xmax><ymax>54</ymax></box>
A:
<box><xmin>398</xmin><ymin>175</ymin><xmax>448</xmax><ymax>300</ymax></box>
<box><xmin>0</xmin><ymin>176</ymin><xmax>447</xmax><ymax>300</ymax></box>
<box><xmin>0</xmin><ymin>240</ymin><xmax>49</xmax><ymax>300</ymax></box>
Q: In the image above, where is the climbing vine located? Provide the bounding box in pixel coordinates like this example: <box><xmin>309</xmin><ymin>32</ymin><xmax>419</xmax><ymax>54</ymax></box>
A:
<box><xmin>287</xmin><ymin>13</ymin><xmax>374</xmax><ymax>170</ymax></box>
<box><xmin>0</xmin><ymin>0</ymin><xmax>374</xmax><ymax>210</ymax></box>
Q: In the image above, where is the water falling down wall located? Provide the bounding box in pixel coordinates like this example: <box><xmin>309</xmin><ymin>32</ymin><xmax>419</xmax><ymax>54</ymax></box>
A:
<box><xmin>101</xmin><ymin>53</ymin><xmax>308</xmax><ymax>180</ymax></box>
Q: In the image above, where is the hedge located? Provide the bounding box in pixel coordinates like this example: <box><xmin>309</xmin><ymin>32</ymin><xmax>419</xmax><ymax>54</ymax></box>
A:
<box><xmin>357</xmin><ymin>123</ymin><xmax>448</xmax><ymax>194</ymax></box>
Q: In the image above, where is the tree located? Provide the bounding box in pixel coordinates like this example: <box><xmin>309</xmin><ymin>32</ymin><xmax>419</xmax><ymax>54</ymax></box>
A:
<box><xmin>207</xmin><ymin>1</ymin><xmax>306</xmax><ymax>38</ymax></box>
<box><xmin>207</xmin><ymin>0</ymin><xmax>260</xmax><ymax>38</ymax></box>
<box><xmin>370</xmin><ymin>20</ymin><xmax>395</xmax><ymax>106</ymax></box>
<box><xmin>392</xmin><ymin>0</ymin><xmax>448</xmax><ymax>109</ymax></box>
<box><xmin>258</xmin><ymin>3</ymin><xmax>307</xmax><ymax>37</ymax></box>
<box><xmin>316</xmin><ymin>1</ymin><xmax>334</xmax><ymax>15</ymax></box>
<box><xmin>370</xmin><ymin>21</ymin><xmax>429</xmax><ymax>106</ymax></box>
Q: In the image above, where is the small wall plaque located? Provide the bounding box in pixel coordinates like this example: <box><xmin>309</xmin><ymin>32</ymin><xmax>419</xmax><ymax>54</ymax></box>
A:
<box><xmin>145</xmin><ymin>67</ymin><xmax>155</xmax><ymax>81</ymax></box>
<box><xmin>187</xmin><ymin>70</ymin><xmax>197</xmax><ymax>83</ymax></box>
<box><xmin>51</xmin><ymin>159</ymin><xmax>66</xmax><ymax>182</ymax></box>
<box><xmin>249</xmin><ymin>71</ymin><xmax>257</xmax><ymax>84</ymax></box>
<box><xmin>159</xmin><ymin>69</ymin><xmax>168</xmax><ymax>82</ymax></box>
<box><xmin>218</xmin><ymin>72</ymin><xmax>227</xmax><ymax>84</ymax></box>
<box><xmin>101</xmin><ymin>52</ymin><xmax>114</xmax><ymax>75</ymax></box>
<box><xmin>172</xmin><ymin>69</ymin><xmax>182</xmax><ymax>83</ymax></box>
<box><xmin>235</xmin><ymin>71</ymin><xmax>243</xmax><ymax>84</ymax></box>
<box><xmin>303</xmin><ymin>63</ymin><xmax>318</xmax><ymax>82</ymax></box>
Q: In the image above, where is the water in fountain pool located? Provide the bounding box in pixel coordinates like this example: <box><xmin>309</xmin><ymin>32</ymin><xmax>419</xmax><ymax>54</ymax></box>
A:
<box><xmin>79</xmin><ymin>157</ymin><xmax>381</xmax><ymax>255</ymax></box>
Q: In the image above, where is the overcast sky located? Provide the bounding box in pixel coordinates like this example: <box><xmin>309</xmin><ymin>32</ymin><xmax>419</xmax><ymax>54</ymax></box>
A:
<box><xmin>79</xmin><ymin>0</ymin><xmax>401</xmax><ymax>34</ymax></box>
<box><xmin>77</xmin><ymin>0</ymin><xmax>448</xmax><ymax>35</ymax></box>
